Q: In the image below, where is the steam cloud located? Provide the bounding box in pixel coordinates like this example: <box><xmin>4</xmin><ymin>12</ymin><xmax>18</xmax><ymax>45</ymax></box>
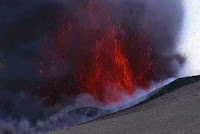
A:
<box><xmin>0</xmin><ymin>0</ymin><xmax>199</xmax><ymax>133</ymax></box>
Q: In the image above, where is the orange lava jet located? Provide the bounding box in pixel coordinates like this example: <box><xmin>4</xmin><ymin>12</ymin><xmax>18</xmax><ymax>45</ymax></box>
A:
<box><xmin>40</xmin><ymin>0</ymin><xmax>155</xmax><ymax>105</ymax></box>
<box><xmin>76</xmin><ymin>28</ymin><xmax>133</xmax><ymax>103</ymax></box>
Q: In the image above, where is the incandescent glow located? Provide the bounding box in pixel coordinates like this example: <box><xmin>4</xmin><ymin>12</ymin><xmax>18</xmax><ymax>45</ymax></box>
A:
<box><xmin>40</xmin><ymin>0</ymin><xmax>156</xmax><ymax>104</ymax></box>
<box><xmin>0</xmin><ymin>0</ymin><xmax>187</xmax><ymax>132</ymax></box>
<box><xmin>76</xmin><ymin>28</ymin><xmax>133</xmax><ymax>103</ymax></box>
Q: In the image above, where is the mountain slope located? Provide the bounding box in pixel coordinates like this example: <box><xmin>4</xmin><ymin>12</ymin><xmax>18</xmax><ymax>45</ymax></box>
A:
<box><xmin>49</xmin><ymin>75</ymin><xmax>200</xmax><ymax>134</ymax></box>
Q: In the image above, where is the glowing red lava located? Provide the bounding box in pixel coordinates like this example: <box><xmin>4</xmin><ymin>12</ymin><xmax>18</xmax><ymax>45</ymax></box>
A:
<box><xmin>76</xmin><ymin>28</ymin><xmax>133</xmax><ymax>103</ymax></box>
<box><xmin>40</xmin><ymin>0</ymin><xmax>155</xmax><ymax>105</ymax></box>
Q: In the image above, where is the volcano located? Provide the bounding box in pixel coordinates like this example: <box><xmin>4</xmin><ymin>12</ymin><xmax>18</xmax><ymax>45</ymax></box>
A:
<box><xmin>0</xmin><ymin>0</ymin><xmax>186</xmax><ymax>133</ymax></box>
<box><xmin>37</xmin><ymin>0</ymin><xmax>181</xmax><ymax>106</ymax></box>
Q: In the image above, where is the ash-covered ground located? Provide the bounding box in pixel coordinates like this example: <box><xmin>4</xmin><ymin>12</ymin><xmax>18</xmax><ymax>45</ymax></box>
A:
<box><xmin>48</xmin><ymin>75</ymin><xmax>200</xmax><ymax>134</ymax></box>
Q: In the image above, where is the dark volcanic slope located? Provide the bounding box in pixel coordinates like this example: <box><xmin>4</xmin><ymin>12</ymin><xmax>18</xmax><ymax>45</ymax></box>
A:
<box><xmin>48</xmin><ymin>75</ymin><xmax>200</xmax><ymax>134</ymax></box>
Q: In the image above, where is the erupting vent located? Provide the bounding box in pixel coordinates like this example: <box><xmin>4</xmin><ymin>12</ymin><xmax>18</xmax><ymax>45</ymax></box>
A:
<box><xmin>39</xmin><ymin>0</ymin><xmax>158</xmax><ymax>105</ymax></box>
<box><xmin>76</xmin><ymin>28</ymin><xmax>133</xmax><ymax>103</ymax></box>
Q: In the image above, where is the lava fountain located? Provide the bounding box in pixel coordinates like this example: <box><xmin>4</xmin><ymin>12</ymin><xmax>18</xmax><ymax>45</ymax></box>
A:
<box><xmin>76</xmin><ymin>28</ymin><xmax>133</xmax><ymax>103</ymax></box>
<box><xmin>40</xmin><ymin>0</ymin><xmax>156</xmax><ymax>105</ymax></box>
<box><xmin>0</xmin><ymin>0</ymin><xmax>185</xmax><ymax>132</ymax></box>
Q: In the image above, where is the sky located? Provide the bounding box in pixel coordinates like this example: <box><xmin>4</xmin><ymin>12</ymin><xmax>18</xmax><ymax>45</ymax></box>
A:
<box><xmin>178</xmin><ymin>0</ymin><xmax>200</xmax><ymax>76</ymax></box>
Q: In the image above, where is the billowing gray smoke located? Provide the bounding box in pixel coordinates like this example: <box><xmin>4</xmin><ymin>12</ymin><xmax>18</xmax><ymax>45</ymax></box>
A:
<box><xmin>111</xmin><ymin>0</ymin><xmax>184</xmax><ymax>80</ymax></box>
<box><xmin>0</xmin><ymin>0</ymin><xmax>184</xmax><ymax>133</ymax></box>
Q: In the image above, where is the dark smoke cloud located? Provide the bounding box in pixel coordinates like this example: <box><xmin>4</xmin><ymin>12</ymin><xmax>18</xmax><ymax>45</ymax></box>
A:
<box><xmin>0</xmin><ymin>0</ymin><xmax>184</xmax><ymax>133</ymax></box>
<box><xmin>0</xmin><ymin>89</ymin><xmax>49</xmax><ymax>122</ymax></box>
<box><xmin>111</xmin><ymin>0</ymin><xmax>184</xmax><ymax>80</ymax></box>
